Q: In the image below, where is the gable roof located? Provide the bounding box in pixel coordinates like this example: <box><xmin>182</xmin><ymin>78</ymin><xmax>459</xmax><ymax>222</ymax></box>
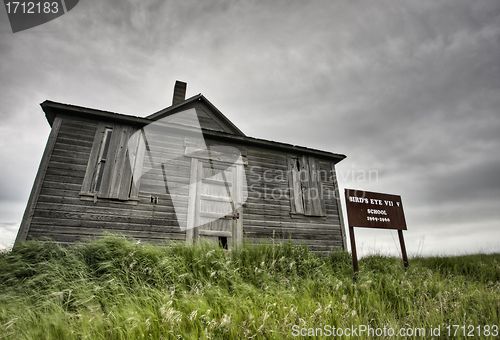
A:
<box><xmin>147</xmin><ymin>94</ymin><xmax>246</xmax><ymax>136</ymax></box>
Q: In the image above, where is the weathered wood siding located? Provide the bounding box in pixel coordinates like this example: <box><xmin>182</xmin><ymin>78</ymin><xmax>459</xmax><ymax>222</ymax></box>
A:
<box><xmin>27</xmin><ymin>115</ymin><xmax>186</xmax><ymax>244</ymax></box>
<box><xmin>25</xmin><ymin>114</ymin><xmax>345</xmax><ymax>253</ymax></box>
<box><xmin>196</xmin><ymin>107</ymin><xmax>227</xmax><ymax>133</ymax></box>
<box><xmin>241</xmin><ymin>146</ymin><xmax>344</xmax><ymax>254</ymax></box>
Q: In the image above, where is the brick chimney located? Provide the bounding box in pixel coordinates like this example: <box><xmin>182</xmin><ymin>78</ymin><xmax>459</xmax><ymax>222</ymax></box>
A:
<box><xmin>172</xmin><ymin>80</ymin><xmax>187</xmax><ymax>105</ymax></box>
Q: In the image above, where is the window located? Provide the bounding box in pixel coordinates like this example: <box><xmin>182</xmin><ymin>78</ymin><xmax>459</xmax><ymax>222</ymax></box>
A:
<box><xmin>80</xmin><ymin>123</ymin><xmax>144</xmax><ymax>202</ymax></box>
<box><xmin>287</xmin><ymin>155</ymin><xmax>326</xmax><ymax>217</ymax></box>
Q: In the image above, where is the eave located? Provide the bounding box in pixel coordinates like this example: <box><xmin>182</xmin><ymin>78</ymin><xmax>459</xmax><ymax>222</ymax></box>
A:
<box><xmin>40</xmin><ymin>100</ymin><xmax>346</xmax><ymax>164</ymax></box>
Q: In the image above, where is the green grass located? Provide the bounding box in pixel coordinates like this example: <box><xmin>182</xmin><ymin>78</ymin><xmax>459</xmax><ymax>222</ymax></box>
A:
<box><xmin>0</xmin><ymin>235</ymin><xmax>499</xmax><ymax>339</ymax></box>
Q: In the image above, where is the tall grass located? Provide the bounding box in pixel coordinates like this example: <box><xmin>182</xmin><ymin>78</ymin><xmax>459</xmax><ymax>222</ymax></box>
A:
<box><xmin>0</xmin><ymin>235</ymin><xmax>499</xmax><ymax>339</ymax></box>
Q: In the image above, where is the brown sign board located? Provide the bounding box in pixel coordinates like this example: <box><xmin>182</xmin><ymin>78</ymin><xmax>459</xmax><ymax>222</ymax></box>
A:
<box><xmin>344</xmin><ymin>189</ymin><xmax>407</xmax><ymax>230</ymax></box>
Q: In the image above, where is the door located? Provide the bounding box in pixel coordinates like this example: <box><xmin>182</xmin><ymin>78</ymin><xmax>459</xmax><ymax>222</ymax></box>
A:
<box><xmin>186</xmin><ymin>158</ymin><xmax>244</xmax><ymax>249</ymax></box>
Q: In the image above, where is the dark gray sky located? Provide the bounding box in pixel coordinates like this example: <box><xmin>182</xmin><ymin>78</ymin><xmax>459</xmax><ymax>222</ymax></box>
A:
<box><xmin>1</xmin><ymin>0</ymin><xmax>499</xmax><ymax>255</ymax></box>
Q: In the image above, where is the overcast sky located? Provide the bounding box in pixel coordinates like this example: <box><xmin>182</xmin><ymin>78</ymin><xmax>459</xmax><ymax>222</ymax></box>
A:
<box><xmin>1</xmin><ymin>0</ymin><xmax>499</xmax><ymax>256</ymax></box>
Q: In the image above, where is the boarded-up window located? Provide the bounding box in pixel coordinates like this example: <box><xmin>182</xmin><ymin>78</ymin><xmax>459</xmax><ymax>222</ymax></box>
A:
<box><xmin>287</xmin><ymin>155</ymin><xmax>326</xmax><ymax>217</ymax></box>
<box><xmin>80</xmin><ymin>123</ymin><xmax>144</xmax><ymax>201</ymax></box>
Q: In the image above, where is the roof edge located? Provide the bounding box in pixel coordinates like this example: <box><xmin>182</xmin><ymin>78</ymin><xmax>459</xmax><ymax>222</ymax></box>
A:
<box><xmin>41</xmin><ymin>100</ymin><xmax>151</xmax><ymax>127</ymax></box>
<box><xmin>40</xmin><ymin>100</ymin><xmax>345</xmax><ymax>163</ymax></box>
<box><xmin>146</xmin><ymin>94</ymin><xmax>202</xmax><ymax>120</ymax></box>
<box><xmin>146</xmin><ymin>94</ymin><xmax>246</xmax><ymax>137</ymax></box>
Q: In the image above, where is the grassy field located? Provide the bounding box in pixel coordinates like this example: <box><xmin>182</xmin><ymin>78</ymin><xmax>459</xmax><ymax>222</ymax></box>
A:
<box><xmin>0</xmin><ymin>235</ymin><xmax>499</xmax><ymax>339</ymax></box>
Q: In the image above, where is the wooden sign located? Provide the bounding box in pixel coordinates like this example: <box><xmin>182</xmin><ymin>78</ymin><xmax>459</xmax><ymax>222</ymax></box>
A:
<box><xmin>344</xmin><ymin>189</ymin><xmax>407</xmax><ymax>230</ymax></box>
<box><xmin>344</xmin><ymin>189</ymin><xmax>409</xmax><ymax>274</ymax></box>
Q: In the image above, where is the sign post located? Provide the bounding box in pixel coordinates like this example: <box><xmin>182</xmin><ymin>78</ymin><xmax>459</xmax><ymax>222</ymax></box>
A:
<box><xmin>344</xmin><ymin>189</ymin><xmax>408</xmax><ymax>273</ymax></box>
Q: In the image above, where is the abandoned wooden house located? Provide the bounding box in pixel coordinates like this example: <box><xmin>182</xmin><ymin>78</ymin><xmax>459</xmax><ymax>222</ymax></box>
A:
<box><xmin>15</xmin><ymin>81</ymin><xmax>347</xmax><ymax>253</ymax></box>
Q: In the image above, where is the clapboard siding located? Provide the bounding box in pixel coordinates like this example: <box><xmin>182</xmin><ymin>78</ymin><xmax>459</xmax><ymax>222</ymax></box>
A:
<box><xmin>47</xmin><ymin>161</ymin><xmax>87</xmax><ymax>172</ymax></box>
<box><xmin>37</xmin><ymin>190</ymin><xmax>181</xmax><ymax>214</ymax></box>
<box><xmin>29</xmin><ymin>223</ymin><xmax>185</xmax><ymax>236</ymax></box>
<box><xmin>35</xmin><ymin>201</ymin><xmax>178</xmax><ymax>218</ymax></box>
<box><xmin>29</xmin><ymin>227</ymin><xmax>185</xmax><ymax>241</ymax></box>
<box><xmin>28</xmin><ymin>226</ymin><xmax>184</xmax><ymax>244</ymax></box>
<box><xmin>242</xmin><ymin>145</ymin><xmax>343</xmax><ymax>252</ymax></box>
<box><xmin>24</xmin><ymin>114</ymin><xmax>345</xmax><ymax>253</ymax></box>
<box><xmin>27</xmin><ymin>116</ymin><xmax>188</xmax><ymax>244</ymax></box>
<box><xmin>196</xmin><ymin>107</ymin><xmax>227</xmax><ymax>132</ymax></box>
<box><xmin>50</xmin><ymin>155</ymin><xmax>90</xmax><ymax>166</ymax></box>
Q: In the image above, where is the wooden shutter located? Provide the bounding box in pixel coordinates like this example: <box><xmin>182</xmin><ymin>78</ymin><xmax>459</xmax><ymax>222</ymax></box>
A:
<box><xmin>81</xmin><ymin>123</ymin><xmax>143</xmax><ymax>201</ymax></box>
<box><xmin>128</xmin><ymin>128</ymin><xmax>146</xmax><ymax>199</ymax></box>
<box><xmin>287</xmin><ymin>156</ymin><xmax>304</xmax><ymax>214</ymax></box>
<box><xmin>306</xmin><ymin>156</ymin><xmax>326</xmax><ymax>217</ymax></box>
<box><xmin>299</xmin><ymin>155</ymin><xmax>312</xmax><ymax>215</ymax></box>
<box><xmin>288</xmin><ymin>155</ymin><xmax>326</xmax><ymax>217</ymax></box>
<box><xmin>81</xmin><ymin>124</ymin><xmax>108</xmax><ymax>196</ymax></box>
